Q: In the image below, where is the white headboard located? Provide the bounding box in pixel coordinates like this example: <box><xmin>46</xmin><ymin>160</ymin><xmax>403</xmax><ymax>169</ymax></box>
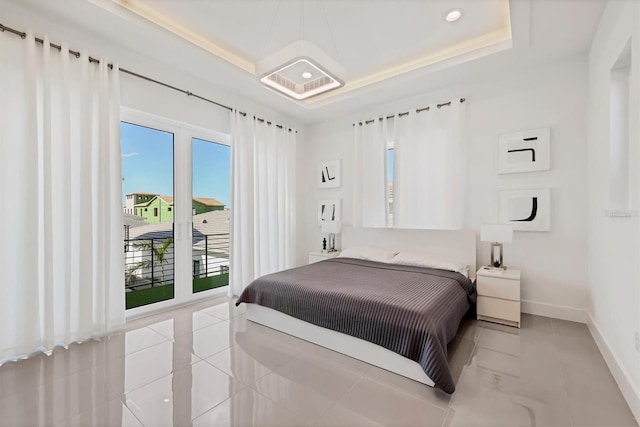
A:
<box><xmin>342</xmin><ymin>227</ymin><xmax>477</xmax><ymax>280</ymax></box>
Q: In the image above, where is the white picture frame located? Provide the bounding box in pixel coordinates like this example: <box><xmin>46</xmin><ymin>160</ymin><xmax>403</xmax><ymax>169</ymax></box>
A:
<box><xmin>318</xmin><ymin>199</ymin><xmax>341</xmax><ymax>225</ymax></box>
<box><xmin>499</xmin><ymin>189</ymin><xmax>550</xmax><ymax>231</ymax></box>
<box><xmin>498</xmin><ymin>128</ymin><xmax>550</xmax><ymax>174</ymax></box>
<box><xmin>318</xmin><ymin>159</ymin><xmax>341</xmax><ymax>188</ymax></box>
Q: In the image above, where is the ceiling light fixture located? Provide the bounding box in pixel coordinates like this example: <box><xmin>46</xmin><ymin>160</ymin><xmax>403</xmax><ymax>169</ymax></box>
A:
<box><xmin>256</xmin><ymin>1</ymin><xmax>344</xmax><ymax>101</ymax></box>
<box><xmin>446</xmin><ymin>9</ymin><xmax>462</xmax><ymax>22</ymax></box>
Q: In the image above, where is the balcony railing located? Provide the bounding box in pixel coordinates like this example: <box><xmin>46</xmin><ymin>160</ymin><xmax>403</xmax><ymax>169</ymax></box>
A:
<box><xmin>124</xmin><ymin>236</ymin><xmax>176</xmax><ymax>291</ymax></box>
<box><xmin>124</xmin><ymin>233</ymin><xmax>229</xmax><ymax>308</ymax></box>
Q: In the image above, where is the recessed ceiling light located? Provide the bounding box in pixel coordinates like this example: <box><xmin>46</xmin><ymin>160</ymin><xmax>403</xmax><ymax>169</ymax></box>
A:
<box><xmin>446</xmin><ymin>9</ymin><xmax>462</xmax><ymax>22</ymax></box>
<box><xmin>302</xmin><ymin>72</ymin><xmax>313</xmax><ymax>79</ymax></box>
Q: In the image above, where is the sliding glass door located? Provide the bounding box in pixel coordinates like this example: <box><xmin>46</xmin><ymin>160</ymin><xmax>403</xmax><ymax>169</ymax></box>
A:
<box><xmin>121</xmin><ymin>109</ymin><xmax>231</xmax><ymax>315</ymax></box>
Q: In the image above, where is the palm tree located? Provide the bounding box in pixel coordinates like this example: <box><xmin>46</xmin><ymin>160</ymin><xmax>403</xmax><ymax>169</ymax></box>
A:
<box><xmin>133</xmin><ymin>237</ymin><xmax>174</xmax><ymax>286</ymax></box>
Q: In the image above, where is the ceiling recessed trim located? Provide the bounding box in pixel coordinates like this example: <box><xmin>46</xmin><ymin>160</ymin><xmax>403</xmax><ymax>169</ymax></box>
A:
<box><xmin>90</xmin><ymin>0</ymin><xmax>512</xmax><ymax>106</ymax></box>
<box><xmin>101</xmin><ymin>0</ymin><xmax>255</xmax><ymax>73</ymax></box>
<box><xmin>306</xmin><ymin>27</ymin><xmax>513</xmax><ymax>105</ymax></box>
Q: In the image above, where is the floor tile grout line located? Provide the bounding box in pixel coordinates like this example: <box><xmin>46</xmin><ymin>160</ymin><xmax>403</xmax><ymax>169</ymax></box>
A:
<box><xmin>247</xmin><ymin>375</ymin><xmax>327</xmax><ymax>424</ymax></box>
<box><xmin>146</xmin><ymin>314</ymin><xmax>228</xmax><ymax>340</ymax></box>
<box><xmin>199</xmin><ymin>353</ymin><xmax>273</xmax><ymax>388</ymax></box>
<box><xmin>447</xmin><ymin>341</ymin><xmax>477</xmax><ymax>410</ymax></box>
<box><xmin>307</xmin><ymin>372</ymin><xmax>369</xmax><ymax>424</ymax></box>
<box><xmin>549</xmin><ymin>318</ymin><xmax>576</xmax><ymax>427</ymax></box>
<box><xmin>440</xmin><ymin>407</ymin><xmax>452</xmax><ymax>427</ymax></box>
<box><xmin>53</xmin><ymin>396</ymin><xmax>135</xmax><ymax>427</ymax></box>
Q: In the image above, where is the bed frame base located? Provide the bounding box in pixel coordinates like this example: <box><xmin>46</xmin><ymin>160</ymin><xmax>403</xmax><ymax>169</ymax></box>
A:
<box><xmin>246</xmin><ymin>303</ymin><xmax>435</xmax><ymax>387</ymax></box>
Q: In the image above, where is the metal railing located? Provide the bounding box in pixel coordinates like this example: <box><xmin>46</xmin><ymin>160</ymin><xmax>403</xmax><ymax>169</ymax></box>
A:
<box><xmin>192</xmin><ymin>233</ymin><xmax>230</xmax><ymax>280</ymax></box>
<box><xmin>124</xmin><ymin>236</ymin><xmax>175</xmax><ymax>291</ymax></box>
<box><xmin>124</xmin><ymin>233</ymin><xmax>229</xmax><ymax>291</ymax></box>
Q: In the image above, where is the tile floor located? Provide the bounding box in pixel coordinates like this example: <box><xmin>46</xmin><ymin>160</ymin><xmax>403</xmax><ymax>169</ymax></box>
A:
<box><xmin>0</xmin><ymin>297</ymin><xmax>637</xmax><ymax>427</ymax></box>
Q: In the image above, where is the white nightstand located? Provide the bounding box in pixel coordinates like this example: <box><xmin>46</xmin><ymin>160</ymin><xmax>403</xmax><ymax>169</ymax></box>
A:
<box><xmin>476</xmin><ymin>267</ymin><xmax>521</xmax><ymax>328</ymax></box>
<box><xmin>308</xmin><ymin>251</ymin><xmax>340</xmax><ymax>264</ymax></box>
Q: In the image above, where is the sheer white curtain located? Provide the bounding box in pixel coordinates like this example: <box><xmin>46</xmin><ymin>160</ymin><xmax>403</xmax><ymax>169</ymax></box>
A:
<box><xmin>394</xmin><ymin>100</ymin><xmax>467</xmax><ymax>229</ymax></box>
<box><xmin>0</xmin><ymin>32</ymin><xmax>124</xmax><ymax>363</ymax></box>
<box><xmin>353</xmin><ymin>117</ymin><xmax>389</xmax><ymax>227</ymax></box>
<box><xmin>229</xmin><ymin>111</ymin><xmax>296</xmax><ymax>296</ymax></box>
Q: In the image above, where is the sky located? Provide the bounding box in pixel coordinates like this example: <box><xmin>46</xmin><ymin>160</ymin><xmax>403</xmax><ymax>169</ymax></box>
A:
<box><xmin>121</xmin><ymin>122</ymin><xmax>231</xmax><ymax>207</ymax></box>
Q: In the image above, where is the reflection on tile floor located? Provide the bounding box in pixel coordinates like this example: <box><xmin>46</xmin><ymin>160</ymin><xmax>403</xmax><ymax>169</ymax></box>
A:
<box><xmin>0</xmin><ymin>297</ymin><xmax>637</xmax><ymax>426</ymax></box>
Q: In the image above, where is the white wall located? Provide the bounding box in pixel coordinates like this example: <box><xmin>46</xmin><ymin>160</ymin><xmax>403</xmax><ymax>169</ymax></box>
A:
<box><xmin>304</xmin><ymin>57</ymin><xmax>589</xmax><ymax>321</ymax></box>
<box><xmin>587</xmin><ymin>0</ymin><xmax>640</xmax><ymax>419</ymax></box>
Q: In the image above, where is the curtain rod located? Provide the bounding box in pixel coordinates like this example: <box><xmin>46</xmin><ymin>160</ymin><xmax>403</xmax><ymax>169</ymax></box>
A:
<box><xmin>0</xmin><ymin>23</ymin><xmax>297</xmax><ymax>133</ymax></box>
<box><xmin>352</xmin><ymin>97</ymin><xmax>466</xmax><ymax>127</ymax></box>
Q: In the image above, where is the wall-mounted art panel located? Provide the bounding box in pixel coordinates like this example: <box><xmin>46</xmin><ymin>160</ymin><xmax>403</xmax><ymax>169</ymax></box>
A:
<box><xmin>498</xmin><ymin>128</ymin><xmax>550</xmax><ymax>174</ymax></box>
<box><xmin>499</xmin><ymin>188</ymin><xmax>550</xmax><ymax>231</ymax></box>
<box><xmin>318</xmin><ymin>159</ymin><xmax>341</xmax><ymax>188</ymax></box>
<box><xmin>318</xmin><ymin>199</ymin><xmax>341</xmax><ymax>225</ymax></box>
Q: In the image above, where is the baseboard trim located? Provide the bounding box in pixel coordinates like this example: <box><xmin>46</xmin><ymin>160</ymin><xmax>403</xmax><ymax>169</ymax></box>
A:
<box><xmin>587</xmin><ymin>312</ymin><xmax>640</xmax><ymax>423</ymax></box>
<box><xmin>521</xmin><ymin>300</ymin><xmax>588</xmax><ymax>323</ymax></box>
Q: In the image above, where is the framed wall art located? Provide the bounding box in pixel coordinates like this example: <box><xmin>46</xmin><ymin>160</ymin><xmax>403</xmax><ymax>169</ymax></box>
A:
<box><xmin>318</xmin><ymin>199</ymin><xmax>341</xmax><ymax>225</ymax></box>
<box><xmin>498</xmin><ymin>128</ymin><xmax>550</xmax><ymax>174</ymax></box>
<box><xmin>318</xmin><ymin>159</ymin><xmax>341</xmax><ymax>189</ymax></box>
<box><xmin>499</xmin><ymin>188</ymin><xmax>550</xmax><ymax>231</ymax></box>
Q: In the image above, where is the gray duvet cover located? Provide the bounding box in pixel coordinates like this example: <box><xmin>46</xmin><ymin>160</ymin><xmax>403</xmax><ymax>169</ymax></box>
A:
<box><xmin>236</xmin><ymin>257</ymin><xmax>475</xmax><ymax>393</ymax></box>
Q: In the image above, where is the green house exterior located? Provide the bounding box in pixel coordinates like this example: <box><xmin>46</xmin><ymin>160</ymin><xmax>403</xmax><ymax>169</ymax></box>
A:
<box><xmin>134</xmin><ymin>196</ymin><xmax>174</xmax><ymax>224</ymax></box>
<box><xmin>192</xmin><ymin>198</ymin><xmax>225</xmax><ymax>215</ymax></box>
<box><xmin>131</xmin><ymin>194</ymin><xmax>225</xmax><ymax>223</ymax></box>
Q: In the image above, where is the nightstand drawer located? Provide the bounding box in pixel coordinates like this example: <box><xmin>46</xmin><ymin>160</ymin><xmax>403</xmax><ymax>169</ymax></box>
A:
<box><xmin>477</xmin><ymin>275</ymin><xmax>519</xmax><ymax>301</ymax></box>
<box><xmin>477</xmin><ymin>296</ymin><xmax>520</xmax><ymax>323</ymax></box>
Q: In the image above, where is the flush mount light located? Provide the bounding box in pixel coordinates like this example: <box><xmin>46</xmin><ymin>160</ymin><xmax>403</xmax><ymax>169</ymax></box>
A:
<box><xmin>256</xmin><ymin>40</ymin><xmax>345</xmax><ymax>101</ymax></box>
<box><xmin>446</xmin><ymin>9</ymin><xmax>462</xmax><ymax>22</ymax></box>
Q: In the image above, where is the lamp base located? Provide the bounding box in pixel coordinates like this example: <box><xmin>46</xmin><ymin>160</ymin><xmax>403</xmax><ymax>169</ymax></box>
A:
<box><xmin>490</xmin><ymin>242</ymin><xmax>504</xmax><ymax>269</ymax></box>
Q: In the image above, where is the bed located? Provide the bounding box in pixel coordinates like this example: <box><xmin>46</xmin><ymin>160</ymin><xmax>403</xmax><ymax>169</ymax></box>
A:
<box><xmin>236</xmin><ymin>227</ymin><xmax>476</xmax><ymax>394</ymax></box>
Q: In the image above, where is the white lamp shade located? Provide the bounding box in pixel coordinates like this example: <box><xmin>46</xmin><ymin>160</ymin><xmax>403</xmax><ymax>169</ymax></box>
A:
<box><xmin>481</xmin><ymin>225</ymin><xmax>513</xmax><ymax>243</ymax></box>
<box><xmin>321</xmin><ymin>221</ymin><xmax>342</xmax><ymax>234</ymax></box>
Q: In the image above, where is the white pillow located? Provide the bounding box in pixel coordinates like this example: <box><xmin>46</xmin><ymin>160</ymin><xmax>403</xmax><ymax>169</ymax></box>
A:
<box><xmin>390</xmin><ymin>252</ymin><xmax>469</xmax><ymax>278</ymax></box>
<box><xmin>338</xmin><ymin>246</ymin><xmax>397</xmax><ymax>263</ymax></box>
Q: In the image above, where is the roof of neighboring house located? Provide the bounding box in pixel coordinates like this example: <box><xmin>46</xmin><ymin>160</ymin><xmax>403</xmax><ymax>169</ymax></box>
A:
<box><xmin>128</xmin><ymin>209</ymin><xmax>230</xmax><ymax>241</ymax></box>
<box><xmin>193</xmin><ymin>197</ymin><xmax>225</xmax><ymax>207</ymax></box>
<box><xmin>123</xmin><ymin>213</ymin><xmax>148</xmax><ymax>227</ymax></box>
<box><xmin>134</xmin><ymin>195</ymin><xmax>174</xmax><ymax>207</ymax></box>
<box><xmin>127</xmin><ymin>192</ymin><xmax>156</xmax><ymax>196</ymax></box>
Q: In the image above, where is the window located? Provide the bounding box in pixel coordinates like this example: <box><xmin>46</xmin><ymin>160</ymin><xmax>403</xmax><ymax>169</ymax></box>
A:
<box><xmin>192</xmin><ymin>137</ymin><xmax>231</xmax><ymax>294</ymax></box>
<box><xmin>121</xmin><ymin>108</ymin><xmax>230</xmax><ymax>315</ymax></box>
<box><xmin>609</xmin><ymin>39</ymin><xmax>632</xmax><ymax>214</ymax></box>
<box><xmin>387</xmin><ymin>143</ymin><xmax>394</xmax><ymax>225</ymax></box>
<box><xmin>121</xmin><ymin>120</ymin><xmax>175</xmax><ymax>310</ymax></box>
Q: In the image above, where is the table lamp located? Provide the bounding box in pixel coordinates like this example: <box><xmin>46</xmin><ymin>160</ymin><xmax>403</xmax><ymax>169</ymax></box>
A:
<box><xmin>321</xmin><ymin>221</ymin><xmax>342</xmax><ymax>252</ymax></box>
<box><xmin>480</xmin><ymin>225</ymin><xmax>513</xmax><ymax>269</ymax></box>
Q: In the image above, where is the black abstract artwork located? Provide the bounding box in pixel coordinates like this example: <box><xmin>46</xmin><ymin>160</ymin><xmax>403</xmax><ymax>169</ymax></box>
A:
<box><xmin>321</xmin><ymin>167</ymin><xmax>336</xmax><ymax>183</ymax></box>
<box><xmin>321</xmin><ymin>203</ymin><xmax>336</xmax><ymax>221</ymax></box>
<box><xmin>507</xmin><ymin>147</ymin><xmax>536</xmax><ymax>162</ymax></box>
<box><xmin>512</xmin><ymin>197</ymin><xmax>538</xmax><ymax>222</ymax></box>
